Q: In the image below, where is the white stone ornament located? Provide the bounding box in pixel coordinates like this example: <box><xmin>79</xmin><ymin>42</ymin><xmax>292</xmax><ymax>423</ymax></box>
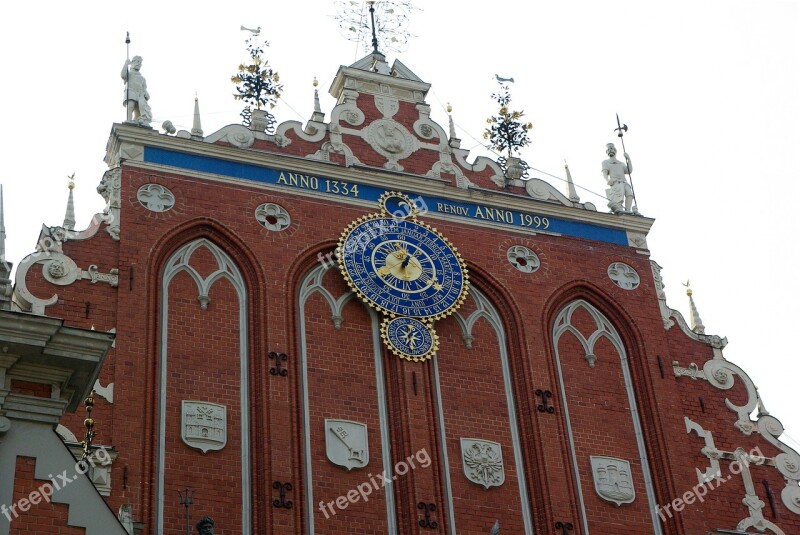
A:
<box><xmin>137</xmin><ymin>184</ymin><xmax>175</xmax><ymax>212</ymax></box>
<box><xmin>181</xmin><ymin>401</ymin><xmax>227</xmax><ymax>454</ymax></box>
<box><xmin>364</xmin><ymin>118</ymin><xmax>419</xmax><ymax>171</ymax></box>
<box><xmin>255</xmin><ymin>203</ymin><xmax>291</xmax><ymax>231</ymax></box>
<box><xmin>325</xmin><ymin>419</ymin><xmax>369</xmax><ymax>470</ymax></box>
<box><xmin>460</xmin><ymin>438</ymin><xmax>505</xmax><ymax>489</ymax></box>
<box><xmin>590</xmin><ymin>456</ymin><xmax>635</xmax><ymax>506</ymax></box>
<box><xmin>507</xmin><ymin>245</ymin><xmax>540</xmax><ymax>273</ymax></box>
<box><xmin>607</xmin><ymin>262</ymin><xmax>640</xmax><ymax>290</ymax></box>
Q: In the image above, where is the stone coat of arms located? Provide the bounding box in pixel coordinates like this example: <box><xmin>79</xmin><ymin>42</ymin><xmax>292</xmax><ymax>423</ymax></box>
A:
<box><xmin>325</xmin><ymin>419</ymin><xmax>369</xmax><ymax>471</ymax></box>
<box><xmin>181</xmin><ymin>401</ymin><xmax>227</xmax><ymax>454</ymax></box>
<box><xmin>461</xmin><ymin>438</ymin><xmax>505</xmax><ymax>489</ymax></box>
<box><xmin>590</xmin><ymin>456</ymin><xmax>635</xmax><ymax>506</ymax></box>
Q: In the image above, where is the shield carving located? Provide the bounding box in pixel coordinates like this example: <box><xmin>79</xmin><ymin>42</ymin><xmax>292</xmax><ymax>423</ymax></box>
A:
<box><xmin>461</xmin><ymin>438</ymin><xmax>505</xmax><ymax>489</ymax></box>
<box><xmin>181</xmin><ymin>401</ymin><xmax>227</xmax><ymax>454</ymax></box>
<box><xmin>590</xmin><ymin>456</ymin><xmax>635</xmax><ymax>506</ymax></box>
<box><xmin>325</xmin><ymin>419</ymin><xmax>369</xmax><ymax>471</ymax></box>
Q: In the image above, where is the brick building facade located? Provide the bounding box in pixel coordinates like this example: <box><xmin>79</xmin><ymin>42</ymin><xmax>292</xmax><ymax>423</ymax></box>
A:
<box><xmin>1</xmin><ymin>48</ymin><xmax>799</xmax><ymax>535</ymax></box>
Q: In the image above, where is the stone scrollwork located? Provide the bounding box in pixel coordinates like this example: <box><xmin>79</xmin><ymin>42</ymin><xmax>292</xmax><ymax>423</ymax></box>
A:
<box><xmin>13</xmin><ymin>250</ymin><xmax>120</xmax><ymax>314</ymax></box>
<box><xmin>85</xmin><ymin>265</ymin><xmax>120</xmax><ymax>287</ymax></box>
<box><xmin>255</xmin><ymin>203</ymin><xmax>291</xmax><ymax>232</ymax></box>
<box><xmin>330</xmin><ymin>89</ymin><xmax>365</xmax><ymax>128</ymax></box>
<box><xmin>425</xmin><ymin>161</ymin><xmax>472</xmax><ymax>189</ymax></box>
<box><xmin>203</xmin><ymin>124</ymin><xmax>256</xmax><ymax>149</ymax></box>
<box><xmin>137</xmin><ymin>184</ymin><xmax>176</xmax><ymax>213</ymax></box>
<box><xmin>524</xmin><ymin>178</ymin><xmax>573</xmax><ymax>206</ymax></box>
<box><xmin>97</xmin><ymin>167</ymin><xmax>121</xmax><ymax>240</ymax></box>
<box><xmin>756</xmin><ymin>415</ymin><xmax>800</xmax><ymax>515</ymax></box>
<box><xmin>679</xmin><ymin>358</ymin><xmax>800</xmax><ymax>519</ymax></box>
<box><xmin>685</xmin><ymin>416</ymin><xmax>722</xmax><ymax>484</ymax></box>
<box><xmin>42</xmin><ymin>254</ymin><xmax>81</xmax><ymax>286</ymax></box>
<box><xmin>702</xmin><ymin>359</ymin><xmax>757</xmax><ymax>435</ymax></box>
<box><xmin>672</xmin><ymin>361</ymin><xmax>705</xmax><ymax>380</ymax></box>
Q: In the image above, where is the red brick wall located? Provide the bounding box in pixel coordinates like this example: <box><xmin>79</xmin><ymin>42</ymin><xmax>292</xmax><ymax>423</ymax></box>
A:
<box><xmin>17</xmin><ymin>133</ymin><xmax>799</xmax><ymax>534</ymax></box>
<box><xmin>9</xmin><ymin>457</ymin><xmax>85</xmax><ymax>535</ymax></box>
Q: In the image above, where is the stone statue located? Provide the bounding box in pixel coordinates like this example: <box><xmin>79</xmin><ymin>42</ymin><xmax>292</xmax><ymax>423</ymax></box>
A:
<box><xmin>121</xmin><ymin>56</ymin><xmax>152</xmax><ymax>126</ymax></box>
<box><xmin>196</xmin><ymin>516</ymin><xmax>215</xmax><ymax>535</ymax></box>
<box><xmin>118</xmin><ymin>504</ymin><xmax>134</xmax><ymax>534</ymax></box>
<box><xmin>601</xmin><ymin>143</ymin><xmax>637</xmax><ymax>214</ymax></box>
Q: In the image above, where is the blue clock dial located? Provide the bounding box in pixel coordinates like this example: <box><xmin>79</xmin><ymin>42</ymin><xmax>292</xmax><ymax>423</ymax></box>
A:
<box><xmin>338</xmin><ymin>215</ymin><xmax>468</xmax><ymax>320</ymax></box>
<box><xmin>382</xmin><ymin>317</ymin><xmax>438</xmax><ymax>362</ymax></box>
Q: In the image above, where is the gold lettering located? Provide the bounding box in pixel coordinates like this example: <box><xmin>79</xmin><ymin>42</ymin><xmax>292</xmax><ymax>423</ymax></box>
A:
<box><xmin>277</xmin><ymin>172</ymin><xmax>288</xmax><ymax>185</ymax></box>
<box><xmin>474</xmin><ymin>205</ymin><xmax>485</xmax><ymax>219</ymax></box>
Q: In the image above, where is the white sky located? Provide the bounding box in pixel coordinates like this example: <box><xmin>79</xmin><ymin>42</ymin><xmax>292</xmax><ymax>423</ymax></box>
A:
<box><xmin>0</xmin><ymin>1</ymin><xmax>797</xmax><ymax>447</ymax></box>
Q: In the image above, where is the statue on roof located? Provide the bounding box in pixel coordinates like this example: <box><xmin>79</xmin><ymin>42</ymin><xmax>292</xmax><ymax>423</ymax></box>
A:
<box><xmin>602</xmin><ymin>143</ymin><xmax>637</xmax><ymax>214</ymax></box>
<box><xmin>121</xmin><ymin>56</ymin><xmax>152</xmax><ymax>127</ymax></box>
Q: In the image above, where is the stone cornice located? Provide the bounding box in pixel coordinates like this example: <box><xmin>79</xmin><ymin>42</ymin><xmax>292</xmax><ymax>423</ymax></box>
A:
<box><xmin>0</xmin><ymin>310</ymin><xmax>115</xmax><ymax>412</ymax></box>
<box><xmin>108</xmin><ymin>123</ymin><xmax>655</xmax><ymax>239</ymax></box>
<box><xmin>329</xmin><ymin>65</ymin><xmax>431</xmax><ymax>104</ymax></box>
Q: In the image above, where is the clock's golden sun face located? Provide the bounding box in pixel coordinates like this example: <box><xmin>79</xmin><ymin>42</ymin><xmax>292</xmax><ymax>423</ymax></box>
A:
<box><xmin>374</xmin><ymin>241</ymin><xmax>442</xmax><ymax>291</ymax></box>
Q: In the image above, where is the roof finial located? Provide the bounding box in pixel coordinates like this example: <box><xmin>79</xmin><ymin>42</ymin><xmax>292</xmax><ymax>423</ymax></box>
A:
<box><xmin>447</xmin><ymin>102</ymin><xmax>461</xmax><ymax>149</ymax></box>
<box><xmin>313</xmin><ymin>77</ymin><xmax>322</xmax><ymax>113</ymax></box>
<box><xmin>0</xmin><ymin>185</ymin><xmax>5</xmax><ymax>259</ymax></box>
<box><xmin>191</xmin><ymin>95</ymin><xmax>204</xmax><ymax>140</ymax></box>
<box><xmin>0</xmin><ymin>184</ymin><xmax>11</xmax><ymax>312</ymax></box>
<box><xmin>63</xmin><ymin>174</ymin><xmax>76</xmax><ymax>230</ymax></box>
<box><xmin>367</xmin><ymin>1</ymin><xmax>380</xmax><ymax>54</ymax></box>
<box><xmin>564</xmin><ymin>159</ymin><xmax>580</xmax><ymax>203</ymax></box>
<box><xmin>310</xmin><ymin>77</ymin><xmax>325</xmax><ymax>124</ymax></box>
<box><xmin>683</xmin><ymin>280</ymin><xmax>705</xmax><ymax>334</ymax></box>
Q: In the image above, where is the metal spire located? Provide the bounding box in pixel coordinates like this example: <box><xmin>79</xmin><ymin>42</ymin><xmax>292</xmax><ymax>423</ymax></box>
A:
<box><xmin>447</xmin><ymin>102</ymin><xmax>460</xmax><ymax>149</ymax></box>
<box><xmin>367</xmin><ymin>1</ymin><xmax>380</xmax><ymax>54</ymax></box>
<box><xmin>683</xmin><ymin>280</ymin><xmax>705</xmax><ymax>334</ymax></box>
<box><xmin>0</xmin><ymin>184</ymin><xmax>10</xmax><ymax>312</ymax></box>
<box><xmin>191</xmin><ymin>96</ymin><xmax>204</xmax><ymax>140</ymax></box>
<box><xmin>0</xmin><ymin>185</ymin><xmax>6</xmax><ymax>259</ymax></box>
<box><xmin>564</xmin><ymin>160</ymin><xmax>580</xmax><ymax>203</ymax></box>
<box><xmin>63</xmin><ymin>175</ymin><xmax>76</xmax><ymax>230</ymax></box>
<box><xmin>310</xmin><ymin>77</ymin><xmax>325</xmax><ymax>124</ymax></box>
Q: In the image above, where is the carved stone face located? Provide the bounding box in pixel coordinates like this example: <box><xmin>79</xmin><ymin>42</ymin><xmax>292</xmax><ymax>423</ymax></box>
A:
<box><xmin>606</xmin><ymin>144</ymin><xmax>617</xmax><ymax>158</ymax></box>
<box><xmin>47</xmin><ymin>261</ymin><xmax>66</xmax><ymax>279</ymax></box>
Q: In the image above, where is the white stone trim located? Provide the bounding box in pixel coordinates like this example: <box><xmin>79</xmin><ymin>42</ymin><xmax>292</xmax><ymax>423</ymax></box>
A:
<box><xmin>0</xmin><ymin>423</ymin><xmax>127</xmax><ymax>534</ymax></box>
<box><xmin>452</xmin><ymin>288</ymin><xmax>534</xmax><ymax>533</ymax></box>
<box><xmin>552</xmin><ymin>299</ymin><xmax>662</xmax><ymax>535</ymax></box>
<box><xmin>431</xmin><ymin>354</ymin><xmax>457</xmax><ymax>534</ymax></box>
<box><xmin>298</xmin><ymin>263</ymin><xmax>396</xmax><ymax>534</ymax></box>
<box><xmin>156</xmin><ymin>239</ymin><xmax>250</xmax><ymax>534</ymax></box>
